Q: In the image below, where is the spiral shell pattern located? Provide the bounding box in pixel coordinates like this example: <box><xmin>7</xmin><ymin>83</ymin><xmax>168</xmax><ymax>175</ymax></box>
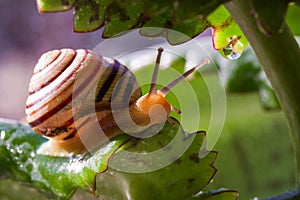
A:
<box><xmin>25</xmin><ymin>49</ymin><xmax>104</xmax><ymax>140</ymax></box>
<box><xmin>25</xmin><ymin>49</ymin><xmax>142</xmax><ymax>145</ymax></box>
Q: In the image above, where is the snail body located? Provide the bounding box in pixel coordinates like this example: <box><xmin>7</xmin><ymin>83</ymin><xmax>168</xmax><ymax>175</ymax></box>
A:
<box><xmin>25</xmin><ymin>48</ymin><xmax>209</xmax><ymax>157</ymax></box>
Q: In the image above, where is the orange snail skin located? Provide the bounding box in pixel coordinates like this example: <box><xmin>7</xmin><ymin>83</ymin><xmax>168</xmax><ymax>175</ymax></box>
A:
<box><xmin>25</xmin><ymin>47</ymin><xmax>209</xmax><ymax>157</ymax></box>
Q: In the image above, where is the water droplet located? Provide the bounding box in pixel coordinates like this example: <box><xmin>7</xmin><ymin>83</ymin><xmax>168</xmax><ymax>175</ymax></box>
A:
<box><xmin>10</xmin><ymin>148</ymin><xmax>16</xmax><ymax>154</ymax></box>
<box><xmin>222</xmin><ymin>44</ymin><xmax>241</xmax><ymax>60</ymax></box>
<box><xmin>16</xmin><ymin>146</ymin><xmax>23</xmax><ymax>154</ymax></box>
<box><xmin>30</xmin><ymin>152</ymin><xmax>36</xmax><ymax>158</ymax></box>
<box><xmin>0</xmin><ymin>130</ymin><xmax>5</xmax><ymax>140</ymax></box>
<box><xmin>222</xmin><ymin>35</ymin><xmax>244</xmax><ymax>60</ymax></box>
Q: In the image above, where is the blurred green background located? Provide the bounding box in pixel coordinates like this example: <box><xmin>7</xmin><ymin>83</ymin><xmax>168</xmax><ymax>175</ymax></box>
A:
<box><xmin>0</xmin><ymin>0</ymin><xmax>295</xmax><ymax>199</ymax></box>
<box><xmin>207</xmin><ymin>85</ymin><xmax>294</xmax><ymax>199</ymax></box>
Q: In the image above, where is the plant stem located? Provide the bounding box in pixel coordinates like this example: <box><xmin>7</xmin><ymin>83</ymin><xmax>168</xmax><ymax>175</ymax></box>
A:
<box><xmin>225</xmin><ymin>0</ymin><xmax>300</xmax><ymax>186</ymax></box>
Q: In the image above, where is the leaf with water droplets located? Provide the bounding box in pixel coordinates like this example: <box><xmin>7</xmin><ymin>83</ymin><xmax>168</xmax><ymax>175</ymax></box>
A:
<box><xmin>0</xmin><ymin>118</ymin><xmax>238</xmax><ymax>199</ymax></box>
<box><xmin>0</xmin><ymin>118</ymin><xmax>131</xmax><ymax>199</ymax></box>
<box><xmin>207</xmin><ymin>5</ymin><xmax>248</xmax><ymax>60</ymax></box>
<box><xmin>36</xmin><ymin>0</ymin><xmax>229</xmax><ymax>44</ymax></box>
<box><xmin>73</xmin><ymin>0</ymin><xmax>106</xmax><ymax>32</ymax></box>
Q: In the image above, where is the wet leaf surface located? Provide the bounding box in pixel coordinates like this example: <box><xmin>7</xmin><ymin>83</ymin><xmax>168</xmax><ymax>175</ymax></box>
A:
<box><xmin>0</xmin><ymin>118</ymin><xmax>237</xmax><ymax>199</ymax></box>
<box><xmin>207</xmin><ymin>5</ymin><xmax>248</xmax><ymax>60</ymax></box>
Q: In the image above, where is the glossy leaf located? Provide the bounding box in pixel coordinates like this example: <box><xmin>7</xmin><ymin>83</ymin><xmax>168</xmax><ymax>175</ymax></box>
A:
<box><xmin>96</xmin><ymin>123</ymin><xmax>238</xmax><ymax>200</ymax></box>
<box><xmin>0</xmin><ymin>118</ymin><xmax>237</xmax><ymax>199</ymax></box>
<box><xmin>104</xmin><ymin>131</ymin><xmax>214</xmax><ymax>199</ymax></box>
<box><xmin>0</xmin><ymin>118</ymin><xmax>131</xmax><ymax>199</ymax></box>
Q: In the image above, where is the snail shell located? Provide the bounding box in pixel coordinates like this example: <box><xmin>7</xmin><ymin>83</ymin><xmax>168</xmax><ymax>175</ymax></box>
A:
<box><xmin>25</xmin><ymin>49</ymin><xmax>141</xmax><ymax>155</ymax></box>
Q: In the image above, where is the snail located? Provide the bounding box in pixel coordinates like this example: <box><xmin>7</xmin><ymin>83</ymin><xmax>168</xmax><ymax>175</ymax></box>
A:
<box><xmin>25</xmin><ymin>48</ymin><xmax>209</xmax><ymax>157</ymax></box>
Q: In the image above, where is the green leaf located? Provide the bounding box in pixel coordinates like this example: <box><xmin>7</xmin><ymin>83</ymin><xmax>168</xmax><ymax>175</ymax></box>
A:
<box><xmin>37</xmin><ymin>0</ymin><xmax>75</xmax><ymax>12</ymax></box>
<box><xmin>102</xmin><ymin>0</ymin><xmax>144</xmax><ymax>36</ymax></box>
<box><xmin>0</xmin><ymin>118</ymin><xmax>237</xmax><ymax>199</ymax></box>
<box><xmin>207</xmin><ymin>5</ymin><xmax>248</xmax><ymax>59</ymax></box>
<box><xmin>140</xmin><ymin>0</ymin><xmax>228</xmax><ymax>44</ymax></box>
<box><xmin>286</xmin><ymin>4</ymin><xmax>300</xmax><ymax>36</ymax></box>
<box><xmin>0</xmin><ymin>119</ymin><xmax>46</xmax><ymax>182</ymax></box>
<box><xmin>96</xmin><ymin>123</ymin><xmax>238</xmax><ymax>199</ymax></box>
<box><xmin>73</xmin><ymin>0</ymin><xmax>105</xmax><ymax>32</ymax></box>
<box><xmin>36</xmin><ymin>0</ymin><xmax>230</xmax><ymax>44</ymax></box>
<box><xmin>0</xmin><ymin>118</ymin><xmax>131</xmax><ymax>199</ymax></box>
<box><xmin>106</xmin><ymin>131</ymin><xmax>213</xmax><ymax>199</ymax></box>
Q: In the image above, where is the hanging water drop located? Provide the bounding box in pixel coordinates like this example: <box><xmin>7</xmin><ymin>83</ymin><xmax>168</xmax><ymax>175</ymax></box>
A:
<box><xmin>222</xmin><ymin>44</ymin><xmax>241</xmax><ymax>60</ymax></box>
<box><xmin>30</xmin><ymin>151</ymin><xmax>36</xmax><ymax>158</ymax></box>
<box><xmin>0</xmin><ymin>130</ymin><xmax>5</xmax><ymax>140</ymax></box>
<box><xmin>222</xmin><ymin>36</ymin><xmax>244</xmax><ymax>60</ymax></box>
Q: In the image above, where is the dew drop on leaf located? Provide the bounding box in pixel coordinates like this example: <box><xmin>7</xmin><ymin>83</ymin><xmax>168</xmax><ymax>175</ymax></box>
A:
<box><xmin>222</xmin><ymin>36</ymin><xmax>244</xmax><ymax>60</ymax></box>
<box><xmin>30</xmin><ymin>152</ymin><xmax>36</xmax><ymax>157</ymax></box>
<box><xmin>0</xmin><ymin>130</ymin><xmax>5</xmax><ymax>140</ymax></box>
<box><xmin>222</xmin><ymin>44</ymin><xmax>241</xmax><ymax>60</ymax></box>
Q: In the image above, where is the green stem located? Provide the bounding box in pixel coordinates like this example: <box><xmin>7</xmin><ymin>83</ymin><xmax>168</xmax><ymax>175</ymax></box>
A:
<box><xmin>225</xmin><ymin>0</ymin><xmax>300</xmax><ymax>186</ymax></box>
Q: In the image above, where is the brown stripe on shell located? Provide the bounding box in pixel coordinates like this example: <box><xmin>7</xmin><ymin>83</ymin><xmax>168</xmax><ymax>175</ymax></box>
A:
<box><xmin>93</xmin><ymin>58</ymin><xmax>142</xmax><ymax>111</ymax></box>
<box><xmin>28</xmin><ymin>94</ymin><xmax>73</xmax><ymax>127</ymax></box>
<box><xmin>95</xmin><ymin>59</ymin><xmax>121</xmax><ymax>102</ymax></box>
<box><xmin>29</xmin><ymin>50</ymin><xmax>77</xmax><ymax>95</ymax></box>
<box><xmin>110</xmin><ymin>64</ymin><xmax>142</xmax><ymax>108</ymax></box>
<box><xmin>33</xmin><ymin>50</ymin><xmax>61</xmax><ymax>74</ymax></box>
<box><xmin>108</xmin><ymin>62</ymin><xmax>129</xmax><ymax>103</ymax></box>
<box><xmin>29</xmin><ymin>49</ymin><xmax>76</xmax><ymax>94</ymax></box>
<box><xmin>25</xmin><ymin>49</ymin><xmax>86</xmax><ymax>109</ymax></box>
<box><xmin>28</xmin><ymin>50</ymin><xmax>104</xmax><ymax>140</ymax></box>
